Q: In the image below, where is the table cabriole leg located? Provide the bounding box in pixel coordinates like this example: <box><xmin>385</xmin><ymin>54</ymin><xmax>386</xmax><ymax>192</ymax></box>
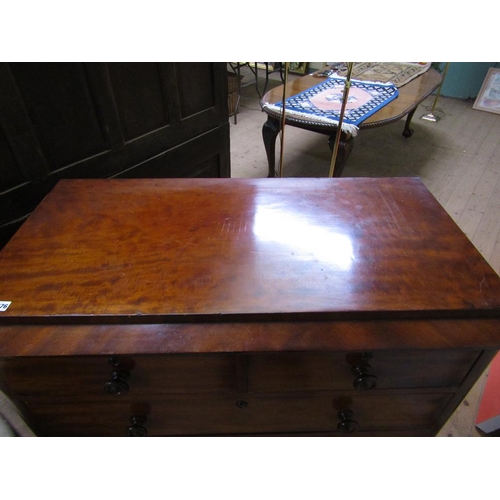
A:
<box><xmin>403</xmin><ymin>108</ymin><xmax>417</xmax><ymax>138</ymax></box>
<box><xmin>262</xmin><ymin>117</ymin><xmax>281</xmax><ymax>178</ymax></box>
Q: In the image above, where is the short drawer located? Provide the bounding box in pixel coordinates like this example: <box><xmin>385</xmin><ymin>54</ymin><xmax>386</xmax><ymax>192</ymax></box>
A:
<box><xmin>248</xmin><ymin>349</ymin><xmax>481</xmax><ymax>392</ymax></box>
<box><xmin>0</xmin><ymin>353</ymin><xmax>238</xmax><ymax>400</ymax></box>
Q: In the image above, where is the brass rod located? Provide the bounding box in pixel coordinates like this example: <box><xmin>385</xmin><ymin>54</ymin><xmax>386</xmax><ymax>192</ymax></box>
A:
<box><xmin>328</xmin><ymin>62</ymin><xmax>353</xmax><ymax>178</ymax></box>
<box><xmin>429</xmin><ymin>62</ymin><xmax>450</xmax><ymax>114</ymax></box>
<box><xmin>278</xmin><ymin>63</ymin><xmax>289</xmax><ymax>178</ymax></box>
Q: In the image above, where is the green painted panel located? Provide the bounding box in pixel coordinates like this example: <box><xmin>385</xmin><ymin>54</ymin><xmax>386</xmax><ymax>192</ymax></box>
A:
<box><xmin>437</xmin><ymin>62</ymin><xmax>499</xmax><ymax>99</ymax></box>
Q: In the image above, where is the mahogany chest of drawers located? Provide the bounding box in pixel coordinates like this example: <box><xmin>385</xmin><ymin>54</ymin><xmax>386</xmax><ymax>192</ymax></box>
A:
<box><xmin>1</xmin><ymin>177</ymin><xmax>499</xmax><ymax>436</ymax></box>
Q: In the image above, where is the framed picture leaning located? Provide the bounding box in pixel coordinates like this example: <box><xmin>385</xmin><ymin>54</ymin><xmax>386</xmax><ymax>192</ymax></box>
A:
<box><xmin>473</xmin><ymin>67</ymin><xmax>500</xmax><ymax>114</ymax></box>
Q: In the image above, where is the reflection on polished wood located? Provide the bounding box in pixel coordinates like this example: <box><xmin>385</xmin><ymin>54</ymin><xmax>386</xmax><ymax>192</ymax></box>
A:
<box><xmin>261</xmin><ymin>68</ymin><xmax>443</xmax><ymax>177</ymax></box>
<box><xmin>1</xmin><ymin>177</ymin><xmax>499</xmax><ymax>325</ymax></box>
<box><xmin>1</xmin><ymin>177</ymin><xmax>500</xmax><ymax>436</ymax></box>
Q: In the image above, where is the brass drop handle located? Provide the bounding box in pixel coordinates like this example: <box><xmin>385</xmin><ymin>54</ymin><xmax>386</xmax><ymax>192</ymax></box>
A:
<box><xmin>350</xmin><ymin>353</ymin><xmax>378</xmax><ymax>391</ymax></box>
<box><xmin>127</xmin><ymin>416</ymin><xmax>148</xmax><ymax>437</ymax></box>
<box><xmin>104</xmin><ymin>357</ymin><xmax>130</xmax><ymax>395</ymax></box>
<box><xmin>337</xmin><ymin>410</ymin><xmax>360</xmax><ymax>434</ymax></box>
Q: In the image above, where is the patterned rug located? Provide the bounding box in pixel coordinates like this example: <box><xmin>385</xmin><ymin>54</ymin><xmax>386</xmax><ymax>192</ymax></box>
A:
<box><xmin>262</xmin><ymin>77</ymin><xmax>399</xmax><ymax>135</ymax></box>
<box><xmin>321</xmin><ymin>62</ymin><xmax>431</xmax><ymax>87</ymax></box>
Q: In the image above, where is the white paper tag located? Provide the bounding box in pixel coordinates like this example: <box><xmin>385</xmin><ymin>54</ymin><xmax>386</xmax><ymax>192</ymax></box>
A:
<box><xmin>0</xmin><ymin>301</ymin><xmax>12</xmax><ymax>311</ymax></box>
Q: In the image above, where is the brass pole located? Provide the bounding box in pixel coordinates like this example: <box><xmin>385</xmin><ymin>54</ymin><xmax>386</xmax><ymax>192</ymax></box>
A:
<box><xmin>329</xmin><ymin>62</ymin><xmax>353</xmax><ymax>177</ymax></box>
<box><xmin>278</xmin><ymin>63</ymin><xmax>290</xmax><ymax>178</ymax></box>
<box><xmin>421</xmin><ymin>62</ymin><xmax>450</xmax><ymax>122</ymax></box>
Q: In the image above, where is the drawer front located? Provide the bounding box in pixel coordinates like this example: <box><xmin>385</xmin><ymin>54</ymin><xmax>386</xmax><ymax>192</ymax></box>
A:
<box><xmin>248</xmin><ymin>350</ymin><xmax>481</xmax><ymax>392</ymax></box>
<box><xmin>25</xmin><ymin>400</ymin><xmax>147</xmax><ymax>437</ymax></box>
<box><xmin>1</xmin><ymin>350</ymin><xmax>479</xmax><ymax>400</ymax></box>
<box><xmin>148</xmin><ymin>393</ymin><xmax>450</xmax><ymax>436</ymax></box>
<box><xmin>26</xmin><ymin>392</ymin><xmax>452</xmax><ymax>436</ymax></box>
<box><xmin>0</xmin><ymin>353</ymin><xmax>238</xmax><ymax>400</ymax></box>
<box><xmin>0</xmin><ymin>349</ymin><xmax>478</xmax><ymax>436</ymax></box>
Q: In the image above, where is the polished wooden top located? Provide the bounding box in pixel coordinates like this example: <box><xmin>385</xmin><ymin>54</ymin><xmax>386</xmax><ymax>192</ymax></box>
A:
<box><xmin>0</xmin><ymin>177</ymin><xmax>499</xmax><ymax>325</ymax></box>
<box><xmin>261</xmin><ymin>69</ymin><xmax>443</xmax><ymax>129</ymax></box>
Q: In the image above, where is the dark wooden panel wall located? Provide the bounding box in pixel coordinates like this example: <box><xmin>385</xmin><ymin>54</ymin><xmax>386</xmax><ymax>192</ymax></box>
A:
<box><xmin>0</xmin><ymin>62</ymin><xmax>230</xmax><ymax>249</ymax></box>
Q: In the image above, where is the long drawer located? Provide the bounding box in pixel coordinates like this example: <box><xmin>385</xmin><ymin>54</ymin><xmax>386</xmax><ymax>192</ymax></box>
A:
<box><xmin>24</xmin><ymin>392</ymin><xmax>453</xmax><ymax>437</ymax></box>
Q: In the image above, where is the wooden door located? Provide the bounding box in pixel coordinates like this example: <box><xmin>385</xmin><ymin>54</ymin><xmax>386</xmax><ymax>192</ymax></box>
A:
<box><xmin>0</xmin><ymin>62</ymin><xmax>230</xmax><ymax>248</ymax></box>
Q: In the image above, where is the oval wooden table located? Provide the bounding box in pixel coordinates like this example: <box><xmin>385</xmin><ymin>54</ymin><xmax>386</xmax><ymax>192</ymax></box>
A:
<box><xmin>260</xmin><ymin>68</ymin><xmax>443</xmax><ymax>177</ymax></box>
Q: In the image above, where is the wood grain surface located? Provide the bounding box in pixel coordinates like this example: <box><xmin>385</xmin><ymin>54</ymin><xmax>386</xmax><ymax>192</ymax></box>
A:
<box><xmin>1</xmin><ymin>177</ymin><xmax>499</xmax><ymax>437</ymax></box>
<box><xmin>0</xmin><ymin>177</ymin><xmax>499</xmax><ymax>324</ymax></box>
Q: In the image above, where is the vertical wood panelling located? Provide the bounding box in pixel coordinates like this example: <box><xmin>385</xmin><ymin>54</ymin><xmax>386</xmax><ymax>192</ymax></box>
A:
<box><xmin>0</xmin><ymin>62</ymin><xmax>230</xmax><ymax>250</ymax></box>
<box><xmin>0</xmin><ymin>126</ymin><xmax>24</xmax><ymax>190</ymax></box>
<box><xmin>0</xmin><ymin>64</ymin><xmax>49</xmax><ymax>184</ymax></box>
<box><xmin>8</xmin><ymin>62</ymin><xmax>109</xmax><ymax>171</ymax></box>
<box><xmin>176</xmin><ymin>63</ymin><xmax>215</xmax><ymax>118</ymax></box>
<box><xmin>82</xmin><ymin>64</ymin><xmax>126</xmax><ymax>149</ymax></box>
<box><xmin>108</xmin><ymin>63</ymin><xmax>170</xmax><ymax>142</ymax></box>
